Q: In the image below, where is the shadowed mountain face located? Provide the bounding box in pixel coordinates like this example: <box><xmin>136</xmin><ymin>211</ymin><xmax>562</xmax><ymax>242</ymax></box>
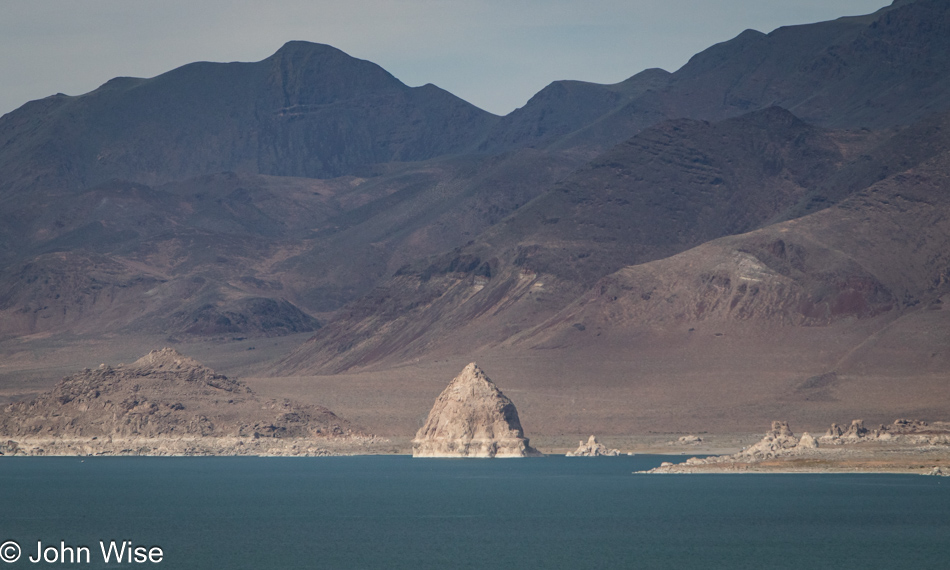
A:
<box><xmin>2</xmin><ymin>1</ymin><xmax>948</xmax><ymax>201</ymax></box>
<box><xmin>478</xmin><ymin>68</ymin><xmax>672</xmax><ymax>153</ymax></box>
<box><xmin>0</xmin><ymin>41</ymin><xmax>498</xmax><ymax>194</ymax></box>
<box><xmin>0</xmin><ymin>41</ymin><xmax>578</xmax><ymax>338</ymax></box>
<box><xmin>479</xmin><ymin>0</ymin><xmax>950</xmax><ymax>154</ymax></box>
<box><xmin>672</xmin><ymin>0</ymin><xmax>950</xmax><ymax>126</ymax></box>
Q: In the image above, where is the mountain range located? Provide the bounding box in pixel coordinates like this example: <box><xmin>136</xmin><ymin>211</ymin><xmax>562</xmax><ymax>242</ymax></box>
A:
<box><xmin>2</xmin><ymin>0</ymin><xmax>949</xmax><ymax>436</ymax></box>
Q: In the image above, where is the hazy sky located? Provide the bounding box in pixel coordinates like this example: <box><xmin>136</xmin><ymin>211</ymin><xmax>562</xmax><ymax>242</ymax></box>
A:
<box><xmin>0</xmin><ymin>0</ymin><xmax>891</xmax><ymax>117</ymax></box>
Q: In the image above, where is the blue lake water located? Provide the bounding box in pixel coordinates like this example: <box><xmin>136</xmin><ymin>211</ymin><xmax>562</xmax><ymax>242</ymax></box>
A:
<box><xmin>1</xmin><ymin>455</ymin><xmax>949</xmax><ymax>569</ymax></box>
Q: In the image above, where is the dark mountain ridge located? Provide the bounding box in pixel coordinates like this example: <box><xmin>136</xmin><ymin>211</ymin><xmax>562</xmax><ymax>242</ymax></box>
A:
<box><xmin>4</xmin><ymin>0</ymin><xmax>945</xmax><ymax>205</ymax></box>
<box><xmin>666</xmin><ymin>0</ymin><xmax>950</xmax><ymax>127</ymax></box>
<box><xmin>477</xmin><ymin>68</ymin><xmax>672</xmax><ymax>153</ymax></box>
<box><xmin>485</xmin><ymin>0</ymin><xmax>950</xmax><ymax>153</ymax></box>
<box><xmin>0</xmin><ymin>41</ymin><xmax>498</xmax><ymax>195</ymax></box>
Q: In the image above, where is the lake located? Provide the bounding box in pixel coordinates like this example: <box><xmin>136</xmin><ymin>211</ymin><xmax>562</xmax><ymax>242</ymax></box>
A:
<box><xmin>1</xmin><ymin>456</ymin><xmax>948</xmax><ymax>569</ymax></box>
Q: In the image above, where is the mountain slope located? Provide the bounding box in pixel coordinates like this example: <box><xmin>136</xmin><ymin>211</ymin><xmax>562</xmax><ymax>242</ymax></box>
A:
<box><xmin>0</xmin><ymin>150</ymin><xmax>579</xmax><ymax>338</ymax></box>
<box><xmin>273</xmin><ymin>107</ymin><xmax>863</xmax><ymax>373</ymax></box>
<box><xmin>527</xmin><ymin>148</ymin><xmax>950</xmax><ymax>343</ymax></box>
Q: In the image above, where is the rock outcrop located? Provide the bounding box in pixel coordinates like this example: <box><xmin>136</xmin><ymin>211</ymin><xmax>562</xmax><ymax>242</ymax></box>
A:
<box><xmin>676</xmin><ymin>435</ymin><xmax>703</xmax><ymax>445</ymax></box>
<box><xmin>412</xmin><ymin>363</ymin><xmax>540</xmax><ymax>458</ymax></box>
<box><xmin>566</xmin><ymin>435</ymin><xmax>621</xmax><ymax>457</ymax></box>
<box><xmin>0</xmin><ymin>348</ymin><xmax>366</xmax><ymax>456</ymax></box>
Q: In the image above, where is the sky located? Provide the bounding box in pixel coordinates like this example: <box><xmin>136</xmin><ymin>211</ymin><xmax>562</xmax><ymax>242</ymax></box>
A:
<box><xmin>0</xmin><ymin>0</ymin><xmax>891</xmax><ymax>117</ymax></box>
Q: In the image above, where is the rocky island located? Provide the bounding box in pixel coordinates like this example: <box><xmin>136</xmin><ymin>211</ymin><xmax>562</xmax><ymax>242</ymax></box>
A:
<box><xmin>0</xmin><ymin>348</ymin><xmax>372</xmax><ymax>456</ymax></box>
<box><xmin>412</xmin><ymin>363</ymin><xmax>541</xmax><ymax>458</ymax></box>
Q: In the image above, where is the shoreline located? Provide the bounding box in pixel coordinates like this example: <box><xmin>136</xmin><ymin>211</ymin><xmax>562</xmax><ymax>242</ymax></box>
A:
<box><xmin>0</xmin><ymin>433</ymin><xmax>758</xmax><ymax>458</ymax></box>
<box><xmin>639</xmin><ymin>420</ymin><xmax>950</xmax><ymax>476</ymax></box>
<box><xmin>1</xmin><ymin>453</ymin><xmax>946</xmax><ymax>476</ymax></box>
<box><xmin>3</xmin><ymin>434</ymin><xmax>949</xmax><ymax>477</ymax></box>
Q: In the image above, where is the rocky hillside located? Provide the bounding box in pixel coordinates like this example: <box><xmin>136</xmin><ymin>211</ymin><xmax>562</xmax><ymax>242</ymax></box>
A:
<box><xmin>0</xmin><ymin>348</ymin><xmax>356</xmax><ymax>455</ymax></box>
<box><xmin>523</xmin><ymin>144</ymin><xmax>950</xmax><ymax>339</ymax></box>
<box><xmin>274</xmin><ymin>105</ymin><xmax>946</xmax><ymax>374</ymax></box>
<box><xmin>654</xmin><ymin>0</ymin><xmax>950</xmax><ymax>129</ymax></box>
<box><xmin>0</xmin><ymin>151</ymin><xmax>577</xmax><ymax>338</ymax></box>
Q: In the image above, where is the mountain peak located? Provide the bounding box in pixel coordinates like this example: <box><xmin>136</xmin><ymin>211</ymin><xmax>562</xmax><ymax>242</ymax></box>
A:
<box><xmin>261</xmin><ymin>40</ymin><xmax>406</xmax><ymax>106</ymax></box>
<box><xmin>274</xmin><ymin>40</ymin><xmax>345</xmax><ymax>55</ymax></box>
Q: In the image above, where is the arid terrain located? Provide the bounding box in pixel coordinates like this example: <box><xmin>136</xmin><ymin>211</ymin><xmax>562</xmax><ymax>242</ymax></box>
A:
<box><xmin>2</xmin><ymin>0</ymin><xmax>950</xmax><ymax>464</ymax></box>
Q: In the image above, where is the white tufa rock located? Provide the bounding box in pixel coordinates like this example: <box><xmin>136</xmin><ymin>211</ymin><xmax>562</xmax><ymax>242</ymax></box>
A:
<box><xmin>412</xmin><ymin>363</ymin><xmax>540</xmax><ymax>458</ymax></box>
<box><xmin>796</xmin><ymin>432</ymin><xmax>819</xmax><ymax>449</ymax></box>
<box><xmin>566</xmin><ymin>435</ymin><xmax>621</xmax><ymax>457</ymax></box>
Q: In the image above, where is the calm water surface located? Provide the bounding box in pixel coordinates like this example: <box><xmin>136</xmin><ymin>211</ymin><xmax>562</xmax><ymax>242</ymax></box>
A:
<box><xmin>1</xmin><ymin>456</ymin><xmax>948</xmax><ymax>569</ymax></box>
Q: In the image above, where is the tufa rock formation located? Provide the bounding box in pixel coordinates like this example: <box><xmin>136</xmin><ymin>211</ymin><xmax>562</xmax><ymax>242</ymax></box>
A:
<box><xmin>0</xmin><ymin>348</ymin><xmax>365</xmax><ymax>456</ymax></box>
<box><xmin>843</xmin><ymin>419</ymin><xmax>869</xmax><ymax>440</ymax></box>
<box><xmin>566</xmin><ymin>435</ymin><xmax>621</xmax><ymax>457</ymax></box>
<box><xmin>826</xmin><ymin>423</ymin><xmax>844</xmax><ymax>438</ymax></box>
<box><xmin>412</xmin><ymin>363</ymin><xmax>540</xmax><ymax>458</ymax></box>
<box><xmin>797</xmin><ymin>432</ymin><xmax>819</xmax><ymax>449</ymax></box>
<box><xmin>819</xmin><ymin>418</ymin><xmax>950</xmax><ymax>446</ymax></box>
<box><xmin>645</xmin><ymin>418</ymin><xmax>950</xmax><ymax>473</ymax></box>
<box><xmin>733</xmin><ymin>421</ymin><xmax>809</xmax><ymax>460</ymax></box>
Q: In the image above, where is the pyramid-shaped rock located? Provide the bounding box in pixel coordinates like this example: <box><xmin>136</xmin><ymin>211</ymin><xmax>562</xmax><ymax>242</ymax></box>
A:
<box><xmin>412</xmin><ymin>363</ymin><xmax>540</xmax><ymax>458</ymax></box>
